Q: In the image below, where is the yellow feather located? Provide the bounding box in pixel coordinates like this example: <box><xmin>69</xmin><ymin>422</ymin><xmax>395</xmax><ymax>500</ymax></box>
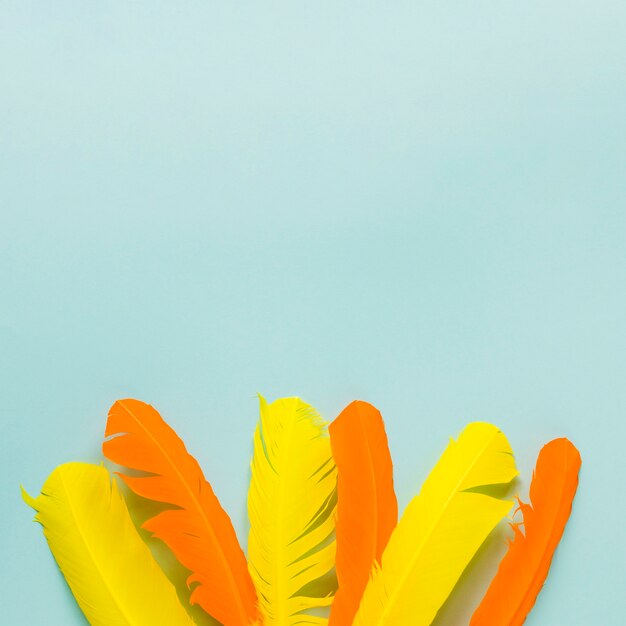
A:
<box><xmin>22</xmin><ymin>463</ymin><xmax>195</xmax><ymax>626</ymax></box>
<box><xmin>247</xmin><ymin>396</ymin><xmax>337</xmax><ymax>626</ymax></box>
<box><xmin>353</xmin><ymin>422</ymin><xmax>518</xmax><ymax>626</ymax></box>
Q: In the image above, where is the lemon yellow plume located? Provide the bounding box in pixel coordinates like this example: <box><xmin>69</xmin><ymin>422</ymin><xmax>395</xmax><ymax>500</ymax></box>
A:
<box><xmin>22</xmin><ymin>463</ymin><xmax>195</xmax><ymax>626</ymax></box>
<box><xmin>247</xmin><ymin>396</ymin><xmax>337</xmax><ymax>626</ymax></box>
<box><xmin>353</xmin><ymin>422</ymin><xmax>518</xmax><ymax>626</ymax></box>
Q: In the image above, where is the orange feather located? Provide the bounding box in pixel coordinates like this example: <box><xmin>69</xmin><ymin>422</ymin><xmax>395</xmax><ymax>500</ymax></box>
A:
<box><xmin>102</xmin><ymin>398</ymin><xmax>260</xmax><ymax>626</ymax></box>
<box><xmin>471</xmin><ymin>437</ymin><xmax>581</xmax><ymax>626</ymax></box>
<box><xmin>328</xmin><ymin>401</ymin><xmax>398</xmax><ymax>626</ymax></box>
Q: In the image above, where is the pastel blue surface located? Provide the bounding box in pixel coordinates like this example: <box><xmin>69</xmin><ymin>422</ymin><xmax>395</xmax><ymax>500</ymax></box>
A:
<box><xmin>1</xmin><ymin>2</ymin><xmax>625</xmax><ymax>624</ymax></box>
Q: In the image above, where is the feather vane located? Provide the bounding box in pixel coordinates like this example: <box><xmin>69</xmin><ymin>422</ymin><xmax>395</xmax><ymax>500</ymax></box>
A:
<box><xmin>102</xmin><ymin>398</ymin><xmax>260</xmax><ymax>626</ymax></box>
<box><xmin>247</xmin><ymin>396</ymin><xmax>337</xmax><ymax>626</ymax></box>
<box><xmin>328</xmin><ymin>401</ymin><xmax>397</xmax><ymax>626</ymax></box>
<box><xmin>470</xmin><ymin>437</ymin><xmax>581</xmax><ymax>626</ymax></box>
<box><xmin>22</xmin><ymin>463</ymin><xmax>195</xmax><ymax>626</ymax></box>
<box><xmin>353</xmin><ymin>422</ymin><xmax>518</xmax><ymax>626</ymax></box>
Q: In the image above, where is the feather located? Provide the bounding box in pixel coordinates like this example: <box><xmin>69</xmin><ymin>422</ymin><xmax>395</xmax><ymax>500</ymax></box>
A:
<box><xmin>22</xmin><ymin>463</ymin><xmax>195</xmax><ymax>626</ymax></box>
<box><xmin>328</xmin><ymin>401</ymin><xmax>397</xmax><ymax>626</ymax></box>
<box><xmin>353</xmin><ymin>422</ymin><xmax>518</xmax><ymax>626</ymax></box>
<box><xmin>102</xmin><ymin>398</ymin><xmax>260</xmax><ymax>626</ymax></box>
<box><xmin>247</xmin><ymin>396</ymin><xmax>337</xmax><ymax>626</ymax></box>
<box><xmin>470</xmin><ymin>437</ymin><xmax>581</xmax><ymax>626</ymax></box>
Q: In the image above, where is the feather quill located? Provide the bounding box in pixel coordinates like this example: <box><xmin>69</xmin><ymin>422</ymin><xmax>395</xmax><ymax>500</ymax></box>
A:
<box><xmin>353</xmin><ymin>422</ymin><xmax>518</xmax><ymax>626</ymax></box>
<box><xmin>470</xmin><ymin>437</ymin><xmax>581</xmax><ymax>626</ymax></box>
<box><xmin>22</xmin><ymin>463</ymin><xmax>195</xmax><ymax>626</ymax></box>
<box><xmin>102</xmin><ymin>398</ymin><xmax>259</xmax><ymax>626</ymax></box>
<box><xmin>247</xmin><ymin>396</ymin><xmax>337</xmax><ymax>626</ymax></box>
<box><xmin>328</xmin><ymin>401</ymin><xmax>397</xmax><ymax>626</ymax></box>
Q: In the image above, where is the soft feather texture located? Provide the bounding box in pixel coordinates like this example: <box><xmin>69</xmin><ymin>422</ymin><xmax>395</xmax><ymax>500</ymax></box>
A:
<box><xmin>22</xmin><ymin>463</ymin><xmax>195</xmax><ymax>626</ymax></box>
<box><xmin>353</xmin><ymin>422</ymin><xmax>518</xmax><ymax>626</ymax></box>
<box><xmin>470</xmin><ymin>437</ymin><xmax>581</xmax><ymax>626</ymax></box>
<box><xmin>102</xmin><ymin>398</ymin><xmax>259</xmax><ymax>626</ymax></box>
<box><xmin>328</xmin><ymin>401</ymin><xmax>397</xmax><ymax>626</ymax></box>
<box><xmin>247</xmin><ymin>396</ymin><xmax>337</xmax><ymax>626</ymax></box>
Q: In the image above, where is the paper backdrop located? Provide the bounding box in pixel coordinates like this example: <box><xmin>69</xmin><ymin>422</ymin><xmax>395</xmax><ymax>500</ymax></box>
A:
<box><xmin>2</xmin><ymin>2</ymin><xmax>625</xmax><ymax>624</ymax></box>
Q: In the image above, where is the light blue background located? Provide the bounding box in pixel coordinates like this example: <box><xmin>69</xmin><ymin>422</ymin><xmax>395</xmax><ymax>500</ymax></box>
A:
<box><xmin>1</xmin><ymin>2</ymin><xmax>625</xmax><ymax>624</ymax></box>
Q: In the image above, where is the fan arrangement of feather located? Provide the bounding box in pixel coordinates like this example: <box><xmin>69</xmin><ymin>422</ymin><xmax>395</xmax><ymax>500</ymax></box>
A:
<box><xmin>23</xmin><ymin>396</ymin><xmax>581</xmax><ymax>626</ymax></box>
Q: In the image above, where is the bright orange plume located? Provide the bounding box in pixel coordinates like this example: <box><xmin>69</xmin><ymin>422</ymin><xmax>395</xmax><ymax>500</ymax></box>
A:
<box><xmin>470</xmin><ymin>437</ymin><xmax>581</xmax><ymax>626</ymax></box>
<box><xmin>102</xmin><ymin>399</ymin><xmax>260</xmax><ymax>626</ymax></box>
<box><xmin>329</xmin><ymin>401</ymin><xmax>398</xmax><ymax>626</ymax></box>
